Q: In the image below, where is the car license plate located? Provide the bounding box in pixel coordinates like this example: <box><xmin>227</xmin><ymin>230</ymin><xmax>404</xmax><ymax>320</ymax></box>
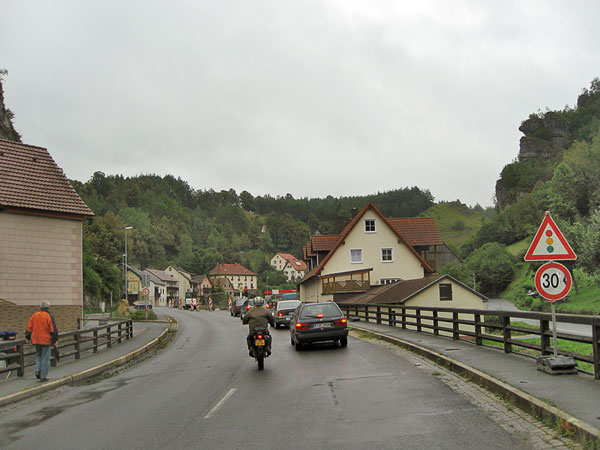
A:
<box><xmin>312</xmin><ymin>322</ymin><xmax>331</xmax><ymax>328</ymax></box>
<box><xmin>255</xmin><ymin>339</ymin><xmax>265</xmax><ymax>346</ymax></box>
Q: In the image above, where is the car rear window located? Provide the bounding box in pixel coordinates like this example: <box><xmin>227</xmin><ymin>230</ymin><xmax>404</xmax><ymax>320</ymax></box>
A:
<box><xmin>278</xmin><ymin>300</ymin><xmax>301</xmax><ymax>310</ymax></box>
<box><xmin>299</xmin><ymin>303</ymin><xmax>342</xmax><ymax>319</ymax></box>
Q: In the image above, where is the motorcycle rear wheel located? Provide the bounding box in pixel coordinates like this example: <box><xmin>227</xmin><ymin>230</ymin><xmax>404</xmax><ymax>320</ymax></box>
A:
<box><xmin>257</xmin><ymin>354</ymin><xmax>264</xmax><ymax>370</ymax></box>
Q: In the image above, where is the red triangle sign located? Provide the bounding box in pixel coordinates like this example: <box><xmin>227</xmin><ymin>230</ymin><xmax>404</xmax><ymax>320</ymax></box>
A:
<box><xmin>524</xmin><ymin>212</ymin><xmax>577</xmax><ymax>261</ymax></box>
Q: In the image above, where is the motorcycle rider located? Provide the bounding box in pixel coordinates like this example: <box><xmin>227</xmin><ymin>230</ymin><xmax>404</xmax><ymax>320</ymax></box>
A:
<box><xmin>242</xmin><ymin>297</ymin><xmax>274</xmax><ymax>356</ymax></box>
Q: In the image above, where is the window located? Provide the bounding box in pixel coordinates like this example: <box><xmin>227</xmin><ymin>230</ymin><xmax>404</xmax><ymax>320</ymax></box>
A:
<box><xmin>364</xmin><ymin>219</ymin><xmax>376</xmax><ymax>233</ymax></box>
<box><xmin>350</xmin><ymin>248</ymin><xmax>363</xmax><ymax>264</ymax></box>
<box><xmin>380</xmin><ymin>278</ymin><xmax>402</xmax><ymax>285</ymax></box>
<box><xmin>381</xmin><ymin>248</ymin><xmax>393</xmax><ymax>262</ymax></box>
<box><xmin>439</xmin><ymin>283</ymin><xmax>453</xmax><ymax>301</ymax></box>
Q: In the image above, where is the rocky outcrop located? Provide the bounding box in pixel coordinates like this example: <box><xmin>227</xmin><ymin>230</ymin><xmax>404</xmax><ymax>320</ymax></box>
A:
<box><xmin>0</xmin><ymin>79</ymin><xmax>21</xmax><ymax>142</ymax></box>
<box><xmin>517</xmin><ymin>112</ymin><xmax>571</xmax><ymax>160</ymax></box>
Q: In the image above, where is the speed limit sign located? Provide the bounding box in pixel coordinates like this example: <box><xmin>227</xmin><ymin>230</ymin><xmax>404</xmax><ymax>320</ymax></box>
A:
<box><xmin>534</xmin><ymin>262</ymin><xmax>572</xmax><ymax>302</ymax></box>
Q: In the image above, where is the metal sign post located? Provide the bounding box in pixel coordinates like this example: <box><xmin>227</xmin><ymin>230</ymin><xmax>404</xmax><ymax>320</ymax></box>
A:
<box><xmin>526</xmin><ymin>213</ymin><xmax>578</xmax><ymax>375</ymax></box>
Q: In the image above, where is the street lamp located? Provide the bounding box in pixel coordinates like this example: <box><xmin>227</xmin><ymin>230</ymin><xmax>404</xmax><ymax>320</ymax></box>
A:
<box><xmin>124</xmin><ymin>226</ymin><xmax>133</xmax><ymax>298</ymax></box>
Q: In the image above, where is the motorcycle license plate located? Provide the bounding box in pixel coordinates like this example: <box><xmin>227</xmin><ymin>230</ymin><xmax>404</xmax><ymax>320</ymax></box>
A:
<box><xmin>255</xmin><ymin>339</ymin><xmax>265</xmax><ymax>346</ymax></box>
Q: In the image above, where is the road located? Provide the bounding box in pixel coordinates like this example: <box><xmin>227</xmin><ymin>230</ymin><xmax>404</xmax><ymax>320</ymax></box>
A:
<box><xmin>0</xmin><ymin>308</ymin><xmax>539</xmax><ymax>450</ymax></box>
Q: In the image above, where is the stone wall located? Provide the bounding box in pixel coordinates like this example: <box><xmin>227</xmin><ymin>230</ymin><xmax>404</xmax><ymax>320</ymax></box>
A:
<box><xmin>0</xmin><ymin>304</ymin><xmax>83</xmax><ymax>337</ymax></box>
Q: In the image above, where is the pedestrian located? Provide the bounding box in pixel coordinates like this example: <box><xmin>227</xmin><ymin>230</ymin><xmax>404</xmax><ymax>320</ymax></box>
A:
<box><xmin>25</xmin><ymin>300</ymin><xmax>59</xmax><ymax>382</ymax></box>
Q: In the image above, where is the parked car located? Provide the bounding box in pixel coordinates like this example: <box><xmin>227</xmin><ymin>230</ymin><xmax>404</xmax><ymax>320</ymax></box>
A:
<box><xmin>273</xmin><ymin>300</ymin><xmax>301</xmax><ymax>328</ymax></box>
<box><xmin>230</xmin><ymin>297</ymin><xmax>246</xmax><ymax>316</ymax></box>
<box><xmin>289</xmin><ymin>302</ymin><xmax>348</xmax><ymax>350</ymax></box>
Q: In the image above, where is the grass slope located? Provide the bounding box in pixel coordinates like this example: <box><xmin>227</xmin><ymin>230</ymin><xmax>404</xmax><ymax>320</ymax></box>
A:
<box><xmin>420</xmin><ymin>201</ymin><xmax>487</xmax><ymax>248</ymax></box>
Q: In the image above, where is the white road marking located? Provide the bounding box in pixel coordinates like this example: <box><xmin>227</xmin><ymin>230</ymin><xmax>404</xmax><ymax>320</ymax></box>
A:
<box><xmin>204</xmin><ymin>388</ymin><xmax>237</xmax><ymax>419</ymax></box>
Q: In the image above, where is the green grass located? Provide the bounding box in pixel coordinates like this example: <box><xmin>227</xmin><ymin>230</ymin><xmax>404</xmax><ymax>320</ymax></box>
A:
<box><xmin>419</xmin><ymin>201</ymin><xmax>488</xmax><ymax>248</ymax></box>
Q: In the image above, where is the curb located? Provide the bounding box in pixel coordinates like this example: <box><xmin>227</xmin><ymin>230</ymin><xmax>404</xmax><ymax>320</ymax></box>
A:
<box><xmin>350</xmin><ymin>324</ymin><xmax>600</xmax><ymax>448</ymax></box>
<box><xmin>0</xmin><ymin>316</ymin><xmax>178</xmax><ymax>408</ymax></box>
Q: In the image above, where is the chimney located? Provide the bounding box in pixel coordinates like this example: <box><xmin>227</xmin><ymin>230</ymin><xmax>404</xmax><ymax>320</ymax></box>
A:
<box><xmin>351</xmin><ymin>207</ymin><xmax>358</xmax><ymax>218</ymax></box>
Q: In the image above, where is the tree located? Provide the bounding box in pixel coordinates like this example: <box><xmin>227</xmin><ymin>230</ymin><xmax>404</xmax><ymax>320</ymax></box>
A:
<box><xmin>464</xmin><ymin>243</ymin><xmax>517</xmax><ymax>296</ymax></box>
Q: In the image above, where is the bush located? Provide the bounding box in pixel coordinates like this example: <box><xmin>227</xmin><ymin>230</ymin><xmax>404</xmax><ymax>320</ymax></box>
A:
<box><xmin>129</xmin><ymin>310</ymin><xmax>157</xmax><ymax>320</ymax></box>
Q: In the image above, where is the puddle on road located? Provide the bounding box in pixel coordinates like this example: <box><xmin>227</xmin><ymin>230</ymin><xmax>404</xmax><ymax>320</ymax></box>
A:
<box><xmin>0</xmin><ymin>379</ymin><xmax>129</xmax><ymax>444</ymax></box>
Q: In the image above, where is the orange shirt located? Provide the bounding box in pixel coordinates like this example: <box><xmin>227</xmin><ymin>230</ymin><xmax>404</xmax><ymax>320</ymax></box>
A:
<box><xmin>26</xmin><ymin>310</ymin><xmax>56</xmax><ymax>346</ymax></box>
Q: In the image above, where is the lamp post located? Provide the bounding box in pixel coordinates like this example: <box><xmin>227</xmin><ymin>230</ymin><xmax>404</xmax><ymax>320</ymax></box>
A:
<box><xmin>124</xmin><ymin>226</ymin><xmax>133</xmax><ymax>299</ymax></box>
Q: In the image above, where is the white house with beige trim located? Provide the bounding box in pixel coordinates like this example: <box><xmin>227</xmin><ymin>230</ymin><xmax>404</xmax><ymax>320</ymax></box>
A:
<box><xmin>299</xmin><ymin>203</ymin><xmax>434</xmax><ymax>303</ymax></box>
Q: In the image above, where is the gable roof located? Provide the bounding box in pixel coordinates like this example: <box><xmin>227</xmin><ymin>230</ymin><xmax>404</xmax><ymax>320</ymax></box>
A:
<box><xmin>300</xmin><ymin>203</ymin><xmax>433</xmax><ymax>284</ymax></box>
<box><xmin>209</xmin><ymin>263</ymin><xmax>257</xmax><ymax>277</ymax></box>
<box><xmin>339</xmin><ymin>274</ymin><xmax>488</xmax><ymax>304</ymax></box>
<box><xmin>166</xmin><ymin>265</ymin><xmax>193</xmax><ymax>282</ymax></box>
<box><xmin>388</xmin><ymin>218</ymin><xmax>443</xmax><ymax>246</ymax></box>
<box><xmin>276</xmin><ymin>253</ymin><xmax>307</xmax><ymax>271</ymax></box>
<box><xmin>0</xmin><ymin>139</ymin><xmax>93</xmax><ymax>217</ymax></box>
<box><xmin>145</xmin><ymin>268</ymin><xmax>178</xmax><ymax>283</ymax></box>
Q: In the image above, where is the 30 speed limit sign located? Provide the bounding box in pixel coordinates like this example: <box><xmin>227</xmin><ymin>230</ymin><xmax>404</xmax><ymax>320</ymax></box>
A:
<box><xmin>534</xmin><ymin>262</ymin><xmax>572</xmax><ymax>302</ymax></box>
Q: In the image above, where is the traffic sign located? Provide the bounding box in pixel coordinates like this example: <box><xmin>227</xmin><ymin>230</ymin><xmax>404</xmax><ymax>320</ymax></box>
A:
<box><xmin>142</xmin><ymin>287</ymin><xmax>150</xmax><ymax>296</ymax></box>
<box><xmin>534</xmin><ymin>262</ymin><xmax>572</xmax><ymax>302</ymax></box>
<box><xmin>524</xmin><ymin>212</ymin><xmax>576</xmax><ymax>261</ymax></box>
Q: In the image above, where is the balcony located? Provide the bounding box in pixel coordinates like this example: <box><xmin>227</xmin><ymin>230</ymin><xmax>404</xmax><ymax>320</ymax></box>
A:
<box><xmin>320</xmin><ymin>268</ymin><xmax>372</xmax><ymax>294</ymax></box>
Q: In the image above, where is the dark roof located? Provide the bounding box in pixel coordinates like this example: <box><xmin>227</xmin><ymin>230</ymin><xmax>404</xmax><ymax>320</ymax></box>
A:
<box><xmin>340</xmin><ymin>275</ymin><xmax>488</xmax><ymax>304</ymax></box>
<box><xmin>388</xmin><ymin>218</ymin><xmax>443</xmax><ymax>246</ymax></box>
<box><xmin>145</xmin><ymin>268</ymin><xmax>177</xmax><ymax>283</ymax></box>
<box><xmin>0</xmin><ymin>139</ymin><xmax>93</xmax><ymax>216</ymax></box>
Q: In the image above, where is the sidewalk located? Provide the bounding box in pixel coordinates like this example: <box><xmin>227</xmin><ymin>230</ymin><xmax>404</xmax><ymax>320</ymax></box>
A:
<box><xmin>350</xmin><ymin>320</ymin><xmax>600</xmax><ymax>445</ymax></box>
<box><xmin>0</xmin><ymin>315</ymin><xmax>175</xmax><ymax>408</ymax></box>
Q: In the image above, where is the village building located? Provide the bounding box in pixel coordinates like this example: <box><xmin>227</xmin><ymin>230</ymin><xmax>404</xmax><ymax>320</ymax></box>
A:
<box><xmin>145</xmin><ymin>268</ymin><xmax>179</xmax><ymax>306</ymax></box>
<box><xmin>270</xmin><ymin>252</ymin><xmax>307</xmax><ymax>282</ymax></box>
<box><xmin>209</xmin><ymin>263</ymin><xmax>258</xmax><ymax>297</ymax></box>
<box><xmin>165</xmin><ymin>265</ymin><xmax>193</xmax><ymax>298</ymax></box>
<box><xmin>0</xmin><ymin>139</ymin><xmax>94</xmax><ymax>333</ymax></box>
<box><xmin>191</xmin><ymin>274</ymin><xmax>212</xmax><ymax>298</ymax></box>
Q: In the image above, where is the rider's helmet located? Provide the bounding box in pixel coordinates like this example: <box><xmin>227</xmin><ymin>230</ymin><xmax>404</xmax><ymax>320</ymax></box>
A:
<box><xmin>253</xmin><ymin>297</ymin><xmax>265</xmax><ymax>306</ymax></box>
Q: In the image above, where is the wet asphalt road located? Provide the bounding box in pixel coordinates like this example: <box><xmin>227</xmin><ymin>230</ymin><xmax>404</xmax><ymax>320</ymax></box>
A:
<box><xmin>0</xmin><ymin>308</ymin><xmax>532</xmax><ymax>450</ymax></box>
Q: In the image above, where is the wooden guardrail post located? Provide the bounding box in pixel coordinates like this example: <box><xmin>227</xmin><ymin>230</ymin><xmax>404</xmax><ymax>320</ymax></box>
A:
<box><xmin>376</xmin><ymin>306</ymin><xmax>381</xmax><ymax>325</ymax></box>
<box><xmin>416</xmin><ymin>309</ymin><xmax>422</xmax><ymax>332</ymax></box>
<box><xmin>475</xmin><ymin>313</ymin><xmax>482</xmax><ymax>346</ymax></box>
<box><xmin>388</xmin><ymin>307</ymin><xmax>395</xmax><ymax>327</ymax></box>
<box><xmin>118</xmin><ymin>322</ymin><xmax>123</xmax><ymax>344</ymax></box>
<box><xmin>540</xmin><ymin>314</ymin><xmax>551</xmax><ymax>356</ymax></box>
<box><xmin>401</xmin><ymin>307</ymin><xmax>406</xmax><ymax>329</ymax></box>
<box><xmin>592</xmin><ymin>316</ymin><xmax>600</xmax><ymax>380</ymax></box>
<box><xmin>433</xmin><ymin>310</ymin><xmax>439</xmax><ymax>336</ymax></box>
<box><xmin>93</xmin><ymin>329</ymin><xmax>99</xmax><ymax>353</ymax></box>
<box><xmin>75</xmin><ymin>332</ymin><xmax>81</xmax><ymax>359</ymax></box>
<box><xmin>502</xmin><ymin>316</ymin><xmax>512</xmax><ymax>353</ymax></box>
<box><xmin>107</xmin><ymin>325</ymin><xmax>112</xmax><ymax>348</ymax></box>
<box><xmin>452</xmin><ymin>312</ymin><xmax>459</xmax><ymax>340</ymax></box>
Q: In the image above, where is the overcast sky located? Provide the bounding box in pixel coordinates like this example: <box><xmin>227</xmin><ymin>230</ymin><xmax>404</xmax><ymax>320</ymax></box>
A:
<box><xmin>1</xmin><ymin>1</ymin><xmax>599</xmax><ymax>207</ymax></box>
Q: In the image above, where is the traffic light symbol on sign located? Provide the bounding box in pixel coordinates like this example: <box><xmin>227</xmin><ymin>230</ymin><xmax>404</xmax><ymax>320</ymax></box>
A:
<box><xmin>524</xmin><ymin>212</ymin><xmax>576</xmax><ymax>261</ymax></box>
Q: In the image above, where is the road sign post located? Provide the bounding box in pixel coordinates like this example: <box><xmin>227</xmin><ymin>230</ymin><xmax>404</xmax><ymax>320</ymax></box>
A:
<box><xmin>526</xmin><ymin>212</ymin><xmax>577</xmax><ymax>374</ymax></box>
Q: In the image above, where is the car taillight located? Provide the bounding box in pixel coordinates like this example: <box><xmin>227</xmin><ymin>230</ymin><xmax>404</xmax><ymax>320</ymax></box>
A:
<box><xmin>266</xmin><ymin>304</ymin><xmax>270</xmax><ymax>309</ymax></box>
<box><xmin>317</xmin><ymin>313</ymin><xmax>324</xmax><ymax>318</ymax></box>
<box><xmin>295</xmin><ymin>322</ymin><xmax>309</xmax><ymax>331</ymax></box>
<box><xmin>246</xmin><ymin>305</ymin><xmax>250</xmax><ymax>310</ymax></box>
<box><xmin>278</xmin><ymin>312</ymin><xmax>284</xmax><ymax>317</ymax></box>
<box><xmin>334</xmin><ymin>318</ymin><xmax>348</xmax><ymax>328</ymax></box>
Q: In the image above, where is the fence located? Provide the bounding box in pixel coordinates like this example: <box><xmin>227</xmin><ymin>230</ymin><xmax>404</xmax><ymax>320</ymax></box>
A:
<box><xmin>0</xmin><ymin>319</ymin><xmax>133</xmax><ymax>378</ymax></box>
<box><xmin>337</xmin><ymin>303</ymin><xmax>600</xmax><ymax>380</ymax></box>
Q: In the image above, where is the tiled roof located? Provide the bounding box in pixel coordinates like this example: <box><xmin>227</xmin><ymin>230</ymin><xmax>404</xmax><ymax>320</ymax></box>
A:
<box><xmin>277</xmin><ymin>253</ymin><xmax>307</xmax><ymax>271</ymax></box>
<box><xmin>145</xmin><ymin>268</ymin><xmax>177</xmax><ymax>283</ymax></box>
<box><xmin>209</xmin><ymin>263</ymin><xmax>257</xmax><ymax>276</ymax></box>
<box><xmin>0</xmin><ymin>139</ymin><xmax>93</xmax><ymax>216</ymax></box>
<box><xmin>311</xmin><ymin>235</ymin><xmax>338</xmax><ymax>251</ymax></box>
<box><xmin>388</xmin><ymin>218</ymin><xmax>443</xmax><ymax>246</ymax></box>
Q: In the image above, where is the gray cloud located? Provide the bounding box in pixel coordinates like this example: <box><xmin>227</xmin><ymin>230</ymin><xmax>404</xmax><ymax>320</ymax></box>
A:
<box><xmin>2</xmin><ymin>0</ymin><xmax>599</xmax><ymax>207</ymax></box>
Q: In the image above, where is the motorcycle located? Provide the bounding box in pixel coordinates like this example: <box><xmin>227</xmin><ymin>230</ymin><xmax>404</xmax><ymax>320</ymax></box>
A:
<box><xmin>249</xmin><ymin>327</ymin><xmax>271</xmax><ymax>371</ymax></box>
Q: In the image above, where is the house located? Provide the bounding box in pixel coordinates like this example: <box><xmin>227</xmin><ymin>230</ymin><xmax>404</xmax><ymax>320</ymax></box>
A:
<box><xmin>191</xmin><ymin>274</ymin><xmax>212</xmax><ymax>298</ymax></box>
<box><xmin>211</xmin><ymin>277</ymin><xmax>235</xmax><ymax>297</ymax></box>
<box><xmin>209</xmin><ymin>263</ymin><xmax>258</xmax><ymax>296</ymax></box>
<box><xmin>145</xmin><ymin>270</ymin><xmax>167</xmax><ymax>307</ymax></box>
<box><xmin>0</xmin><ymin>139</ymin><xmax>94</xmax><ymax>333</ymax></box>
<box><xmin>339</xmin><ymin>274</ymin><xmax>487</xmax><ymax>309</ymax></box>
<box><xmin>299</xmin><ymin>202</ymin><xmax>435</xmax><ymax>303</ymax></box>
<box><xmin>270</xmin><ymin>252</ymin><xmax>307</xmax><ymax>282</ymax></box>
<box><xmin>165</xmin><ymin>265</ymin><xmax>193</xmax><ymax>298</ymax></box>
<box><xmin>145</xmin><ymin>268</ymin><xmax>179</xmax><ymax>305</ymax></box>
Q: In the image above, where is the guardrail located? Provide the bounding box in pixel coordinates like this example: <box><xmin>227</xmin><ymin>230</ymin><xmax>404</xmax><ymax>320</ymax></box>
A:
<box><xmin>0</xmin><ymin>319</ymin><xmax>133</xmax><ymax>378</ymax></box>
<box><xmin>337</xmin><ymin>303</ymin><xmax>600</xmax><ymax>379</ymax></box>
